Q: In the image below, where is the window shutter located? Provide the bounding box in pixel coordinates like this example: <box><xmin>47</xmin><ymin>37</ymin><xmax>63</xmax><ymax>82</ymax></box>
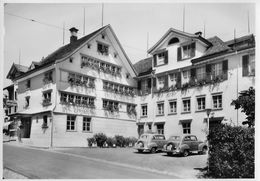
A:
<box><xmin>190</xmin><ymin>68</ymin><xmax>196</xmax><ymax>78</ymax></box>
<box><xmin>137</xmin><ymin>80</ymin><xmax>141</xmax><ymax>90</ymax></box>
<box><xmin>177</xmin><ymin>47</ymin><xmax>182</xmax><ymax>61</ymax></box>
<box><xmin>164</xmin><ymin>51</ymin><xmax>168</xmax><ymax>64</ymax></box>
<box><xmin>148</xmin><ymin>78</ymin><xmax>152</xmax><ymax>94</ymax></box>
<box><xmin>164</xmin><ymin>75</ymin><xmax>168</xmax><ymax>89</ymax></box>
<box><xmin>176</xmin><ymin>72</ymin><xmax>182</xmax><ymax>88</ymax></box>
<box><xmin>152</xmin><ymin>77</ymin><xmax>157</xmax><ymax>92</ymax></box>
<box><xmin>222</xmin><ymin>60</ymin><xmax>228</xmax><ymax>72</ymax></box>
<box><xmin>242</xmin><ymin>55</ymin><xmax>249</xmax><ymax>76</ymax></box>
<box><xmin>190</xmin><ymin>42</ymin><xmax>196</xmax><ymax>57</ymax></box>
<box><xmin>153</xmin><ymin>54</ymin><xmax>157</xmax><ymax>67</ymax></box>
<box><xmin>206</xmin><ymin>64</ymin><xmax>211</xmax><ymax>73</ymax></box>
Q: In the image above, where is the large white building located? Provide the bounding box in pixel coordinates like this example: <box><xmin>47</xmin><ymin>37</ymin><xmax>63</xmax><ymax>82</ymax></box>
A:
<box><xmin>134</xmin><ymin>29</ymin><xmax>255</xmax><ymax>141</ymax></box>
<box><xmin>6</xmin><ymin>26</ymin><xmax>255</xmax><ymax>147</ymax></box>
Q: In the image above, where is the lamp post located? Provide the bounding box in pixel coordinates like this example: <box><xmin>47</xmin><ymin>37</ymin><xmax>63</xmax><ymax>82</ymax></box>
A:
<box><xmin>205</xmin><ymin>108</ymin><xmax>212</xmax><ymax>139</ymax></box>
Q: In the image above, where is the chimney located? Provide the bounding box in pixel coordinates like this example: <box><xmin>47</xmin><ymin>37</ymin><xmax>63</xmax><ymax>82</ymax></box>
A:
<box><xmin>69</xmin><ymin>27</ymin><xmax>79</xmax><ymax>43</ymax></box>
<box><xmin>195</xmin><ymin>31</ymin><xmax>202</xmax><ymax>36</ymax></box>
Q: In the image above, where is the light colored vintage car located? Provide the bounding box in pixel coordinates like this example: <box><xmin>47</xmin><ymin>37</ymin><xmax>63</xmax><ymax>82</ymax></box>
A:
<box><xmin>162</xmin><ymin>135</ymin><xmax>207</xmax><ymax>157</ymax></box>
<box><xmin>134</xmin><ymin>133</ymin><xmax>167</xmax><ymax>153</ymax></box>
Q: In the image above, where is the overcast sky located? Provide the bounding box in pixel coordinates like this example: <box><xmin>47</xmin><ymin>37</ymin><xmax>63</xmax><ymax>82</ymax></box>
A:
<box><xmin>3</xmin><ymin>3</ymin><xmax>255</xmax><ymax>87</ymax></box>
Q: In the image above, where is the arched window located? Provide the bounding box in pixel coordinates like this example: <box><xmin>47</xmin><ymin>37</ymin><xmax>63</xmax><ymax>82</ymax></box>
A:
<box><xmin>168</xmin><ymin>37</ymin><xmax>179</xmax><ymax>45</ymax></box>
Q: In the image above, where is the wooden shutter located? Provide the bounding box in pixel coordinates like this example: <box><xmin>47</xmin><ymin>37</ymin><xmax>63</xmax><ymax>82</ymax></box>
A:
<box><xmin>164</xmin><ymin>51</ymin><xmax>168</xmax><ymax>64</ymax></box>
<box><xmin>242</xmin><ymin>55</ymin><xmax>249</xmax><ymax>76</ymax></box>
<box><xmin>147</xmin><ymin>78</ymin><xmax>152</xmax><ymax>94</ymax></box>
<box><xmin>222</xmin><ymin>60</ymin><xmax>228</xmax><ymax>71</ymax></box>
<box><xmin>206</xmin><ymin>64</ymin><xmax>211</xmax><ymax>73</ymax></box>
<box><xmin>176</xmin><ymin>72</ymin><xmax>182</xmax><ymax>88</ymax></box>
<box><xmin>190</xmin><ymin>42</ymin><xmax>196</xmax><ymax>57</ymax></box>
<box><xmin>152</xmin><ymin>77</ymin><xmax>157</xmax><ymax>92</ymax></box>
<box><xmin>137</xmin><ymin>80</ymin><xmax>141</xmax><ymax>90</ymax></box>
<box><xmin>190</xmin><ymin>68</ymin><xmax>196</xmax><ymax>78</ymax></box>
<box><xmin>153</xmin><ymin>54</ymin><xmax>157</xmax><ymax>67</ymax></box>
<box><xmin>177</xmin><ymin>47</ymin><xmax>182</xmax><ymax>61</ymax></box>
<box><xmin>164</xmin><ymin>75</ymin><xmax>168</xmax><ymax>89</ymax></box>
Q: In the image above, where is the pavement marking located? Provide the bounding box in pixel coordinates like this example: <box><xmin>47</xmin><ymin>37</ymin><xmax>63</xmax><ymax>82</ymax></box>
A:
<box><xmin>4</xmin><ymin>143</ymin><xmax>184</xmax><ymax>178</ymax></box>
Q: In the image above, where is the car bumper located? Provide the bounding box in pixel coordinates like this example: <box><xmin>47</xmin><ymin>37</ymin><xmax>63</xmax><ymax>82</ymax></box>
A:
<box><xmin>134</xmin><ymin>147</ymin><xmax>151</xmax><ymax>152</ymax></box>
<box><xmin>162</xmin><ymin>149</ymin><xmax>181</xmax><ymax>155</ymax></box>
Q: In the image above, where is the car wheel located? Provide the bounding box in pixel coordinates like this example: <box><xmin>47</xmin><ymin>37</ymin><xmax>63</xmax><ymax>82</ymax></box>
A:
<box><xmin>202</xmin><ymin>146</ymin><xmax>207</xmax><ymax>154</ymax></box>
<box><xmin>150</xmin><ymin>147</ymin><xmax>157</xmax><ymax>153</ymax></box>
<box><xmin>138</xmin><ymin>149</ymin><xmax>143</xmax><ymax>153</ymax></box>
<box><xmin>167</xmin><ymin>152</ymin><xmax>173</xmax><ymax>156</ymax></box>
<box><xmin>183</xmin><ymin>150</ymin><xmax>189</xmax><ymax>157</ymax></box>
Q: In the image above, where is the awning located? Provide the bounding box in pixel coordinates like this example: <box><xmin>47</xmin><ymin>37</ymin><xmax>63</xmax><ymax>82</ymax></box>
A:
<box><xmin>10</xmin><ymin>105</ymin><xmax>54</xmax><ymax>117</ymax></box>
<box><xmin>203</xmin><ymin>117</ymin><xmax>224</xmax><ymax>123</ymax></box>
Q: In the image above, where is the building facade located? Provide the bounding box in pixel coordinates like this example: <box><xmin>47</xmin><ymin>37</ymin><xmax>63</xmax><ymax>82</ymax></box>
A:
<box><xmin>7</xmin><ymin>25</ymin><xmax>138</xmax><ymax>147</ymax></box>
<box><xmin>6</xmin><ymin>26</ymin><xmax>255</xmax><ymax>147</ymax></box>
<box><xmin>134</xmin><ymin>29</ymin><xmax>255</xmax><ymax>141</ymax></box>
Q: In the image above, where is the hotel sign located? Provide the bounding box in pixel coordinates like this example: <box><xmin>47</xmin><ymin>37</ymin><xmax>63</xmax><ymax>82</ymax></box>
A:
<box><xmin>6</xmin><ymin>100</ymin><xmax>17</xmax><ymax>106</ymax></box>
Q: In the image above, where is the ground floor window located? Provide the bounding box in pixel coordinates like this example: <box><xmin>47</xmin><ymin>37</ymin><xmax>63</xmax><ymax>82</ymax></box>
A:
<box><xmin>67</xmin><ymin>115</ymin><xmax>76</xmax><ymax>131</ymax></box>
<box><xmin>148</xmin><ymin>124</ymin><xmax>152</xmax><ymax>131</ymax></box>
<box><xmin>156</xmin><ymin>124</ymin><xmax>164</xmax><ymax>134</ymax></box>
<box><xmin>182</xmin><ymin>122</ymin><xmax>191</xmax><ymax>134</ymax></box>
<box><xmin>83</xmin><ymin>117</ymin><xmax>92</xmax><ymax>132</ymax></box>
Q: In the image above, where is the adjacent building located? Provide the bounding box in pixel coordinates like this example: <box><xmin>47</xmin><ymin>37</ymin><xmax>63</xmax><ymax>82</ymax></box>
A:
<box><xmin>5</xmin><ymin>25</ymin><xmax>255</xmax><ymax>146</ymax></box>
<box><xmin>134</xmin><ymin>29</ymin><xmax>255</xmax><ymax>141</ymax></box>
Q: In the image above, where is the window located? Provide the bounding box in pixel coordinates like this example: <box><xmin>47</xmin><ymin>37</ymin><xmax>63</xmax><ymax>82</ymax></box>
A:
<box><xmin>60</xmin><ymin>93</ymin><xmax>68</xmax><ymax>103</ymax></box>
<box><xmin>182</xmin><ymin>99</ymin><xmax>191</xmax><ymax>112</ymax></box>
<box><xmin>242</xmin><ymin>54</ymin><xmax>255</xmax><ymax>76</ymax></box>
<box><xmin>157</xmin><ymin>52</ymin><xmax>166</xmax><ymax>65</ymax></box>
<box><xmin>158</xmin><ymin>76</ymin><xmax>165</xmax><ymax>89</ymax></box>
<box><xmin>42</xmin><ymin>115</ymin><xmax>48</xmax><ymax>128</ymax></box>
<box><xmin>103</xmin><ymin>100</ymin><xmax>119</xmax><ymax>112</ymax></box>
<box><xmin>148</xmin><ymin>124</ymin><xmax>152</xmax><ymax>131</ymax></box>
<box><xmin>182</xmin><ymin>70</ymin><xmax>190</xmax><ymax>84</ymax></box>
<box><xmin>141</xmin><ymin>79</ymin><xmax>149</xmax><ymax>93</ymax></box>
<box><xmin>25</xmin><ymin>96</ymin><xmax>30</xmax><ymax>107</ymax></box>
<box><xmin>168</xmin><ymin>37</ymin><xmax>179</xmax><ymax>45</ymax></box>
<box><xmin>213</xmin><ymin>94</ymin><xmax>222</xmax><ymax>109</ymax></box>
<box><xmin>177</xmin><ymin>42</ymin><xmax>195</xmax><ymax>61</ymax></box>
<box><xmin>197</xmin><ymin>67</ymin><xmax>206</xmax><ymax>80</ymax></box>
<box><xmin>157</xmin><ymin>124</ymin><xmax>164</xmax><ymax>134</ymax></box>
<box><xmin>169</xmin><ymin>73</ymin><xmax>177</xmax><ymax>87</ymax></box>
<box><xmin>157</xmin><ymin>102</ymin><xmax>164</xmax><ymax>115</ymax></box>
<box><xmin>197</xmin><ymin>97</ymin><xmax>205</xmax><ymax>111</ymax></box>
<box><xmin>83</xmin><ymin>117</ymin><xmax>91</xmax><ymax>132</ymax></box>
<box><xmin>26</xmin><ymin>79</ymin><xmax>31</xmax><ymax>89</ymax></box>
<box><xmin>67</xmin><ymin>115</ymin><xmax>76</xmax><ymax>131</ymax></box>
<box><xmin>69</xmin><ymin>95</ymin><xmax>75</xmax><ymax>104</ymax></box>
<box><xmin>14</xmin><ymin>106</ymin><xmax>17</xmax><ymax>113</ymax></box>
<box><xmin>43</xmin><ymin>71</ymin><xmax>53</xmax><ymax>84</ymax></box>
<box><xmin>97</xmin><ymin>43</ymin><xmax>109</xmax><ymax>55</ymax></box>
<box><xmin>154</xmin><ymin>51</ymin><xmax>168</xmax><ymax>67</ymax></box>
<box><xmin>75</xmin><ymin>96</ymin><xmax>81</xmax><ymax>105</ymax></box>
<box><xmin>141</xmin><ymin>104</ymin><xmax>147</xmax><ymax>117</ymax></box>
<box><xmin>8</xmin><ymin>107</ymin><xmax>11</xmax><ymax>114</ymax></box>
<box><xmin>43</xmin><ymin>91</ymin><xmax>52</xmax><ymax>106</ymax></box>
<box><xmin>183</xmin><ymin>44</ymin><xmax>192</xmax><ymax>59</ymax></box>
<box><xmin>211</xmin><ymin>62</ymin><xmax>222</xmax><ymax>78</ymax></box>
<box><xmin>182</xmin><ymin>122</ymin><xmax>191</xmax><ymax>134</ymax></box>
<box><xmin>169</xmin><ymin>101</ymin><xmax>177</xmax><ymax>114</ymax></box>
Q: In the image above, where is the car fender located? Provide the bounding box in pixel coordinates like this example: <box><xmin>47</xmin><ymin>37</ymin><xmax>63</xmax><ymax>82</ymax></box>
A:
<box><xmin>179</xmin><ymin>144</ymin><xmax>190</xmax><ymax>152</ymax></box>
<box><xmin>198</xmin><ymin>142</ymin><xmax>207</xmax><ymax>151</ymax></box>
<box><xmin>147</xmin><ymin>142</ymin><xmax>157</xmax><ymax>149</ymax></box>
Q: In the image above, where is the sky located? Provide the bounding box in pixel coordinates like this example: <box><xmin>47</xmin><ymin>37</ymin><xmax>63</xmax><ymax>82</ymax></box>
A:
<box><xmin>3</xmin><ymin>2</ymin><xmax>256</xmax><ymax>87</ymax></box>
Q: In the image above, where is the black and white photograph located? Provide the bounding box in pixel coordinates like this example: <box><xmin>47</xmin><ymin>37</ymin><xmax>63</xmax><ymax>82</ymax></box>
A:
<box><xmin>1</xmin><ymin>1</ymin><xmax>257</xmax><ymax>179</ymax></box>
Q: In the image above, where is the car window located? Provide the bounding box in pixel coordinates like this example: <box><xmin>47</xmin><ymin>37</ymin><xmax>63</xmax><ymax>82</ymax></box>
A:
<box><xmin>190</xmin><ymin>136</ymin><xmax>197</xmax><ymax>141</ymax></box>
<box><xmin>169</xmin><ymin>136</ymin><xmax>181</xmax><ymax>140</ymax></box>
<box><xmin>184</xmin><ymin>136</ymin><xmax>191</xmax><ymax>141</ymax></box>
<box><xmin>157</xmin><ymin>135</ymin><xmax>165</xmax><ymax>140</ymax></box>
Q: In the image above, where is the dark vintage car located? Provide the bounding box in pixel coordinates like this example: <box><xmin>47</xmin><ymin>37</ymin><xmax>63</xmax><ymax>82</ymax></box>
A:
<box><xmin>162</xmin><ymin>135</ymin><xmax>207</xmax><ymax>157</ymax></box>
<box><xmin>134</xmin><ymin>133</ymin><xmax>167</xmax><ymax>153</ymax></box>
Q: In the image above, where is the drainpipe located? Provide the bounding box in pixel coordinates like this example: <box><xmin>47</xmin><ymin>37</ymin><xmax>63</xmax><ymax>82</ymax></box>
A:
<box><xmin>50</xmin><ymin>63</ymin><xmax>57</xmax><ymax>148</ymax></box>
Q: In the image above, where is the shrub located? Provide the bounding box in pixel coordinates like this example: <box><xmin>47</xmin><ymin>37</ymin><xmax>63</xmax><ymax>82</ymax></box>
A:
<box><xmin>114</xmin><ymin>135</ymin><xmax>126</xmax><ymax>147</ymax></box>
<box><xmin>204</xmin><ymin>124</ymin><xmax>254</xmax><ymax>178</ymax></box>
<box><xmin>87</xmin><ymin>137</ymin><xmax>96</xmax><ymax>147</ymax></box>
<box><xmin>106</xmin><ymin>137</ymin><xmax>117</xmax><ymax>147</ymax></box>
<box><xmin>93</xmin><ymin>133</ymin><xmax>107</xmax><ymax>148</ymax></box>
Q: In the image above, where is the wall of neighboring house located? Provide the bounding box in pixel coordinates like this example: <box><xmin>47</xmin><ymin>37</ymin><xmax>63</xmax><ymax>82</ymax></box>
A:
<box><xmin>137</xmin><ymin>49</ymin><xmax>255</xmax><ymax>141</ymax></box>
<box><xmin>52</xmin><ymin>29</ymin><xmax>137</xmax><ymax>146</ymax></box>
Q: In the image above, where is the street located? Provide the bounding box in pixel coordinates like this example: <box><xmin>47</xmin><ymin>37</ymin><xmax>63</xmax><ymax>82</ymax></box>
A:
<box><xmin>3</xmin><ymin>144</ymin><xmax>176</xmax><ymax>179</ymax></box>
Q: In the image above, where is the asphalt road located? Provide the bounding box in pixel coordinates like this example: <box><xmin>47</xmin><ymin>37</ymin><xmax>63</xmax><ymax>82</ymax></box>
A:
<box><xmin>3</xmin><ymin>144</ymin><xmax>175</xmax><ymax>179</ymax></box>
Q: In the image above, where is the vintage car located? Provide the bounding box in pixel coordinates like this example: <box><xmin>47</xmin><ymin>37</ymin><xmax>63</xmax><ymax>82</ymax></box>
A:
<box><xmin>134</xmin><ymin>133</ymin><xmax>167</xmax><ymax>153</ymax></box>
<box><xmin>162</xmin><ymin>135</ymin><xmax>207</xmax><ymax>157</ymax></box>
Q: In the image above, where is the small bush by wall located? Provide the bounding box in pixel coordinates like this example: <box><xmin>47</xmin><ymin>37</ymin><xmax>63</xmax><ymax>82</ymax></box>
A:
<box><xmin>93</xmin><ymin>133</ymin><xmax>107</xmax><ymax>147</ymax></box>
<box><xmin>205</xmin><ymin>124</ymin><xmax>254</xmax><ymax>178</ymax></box>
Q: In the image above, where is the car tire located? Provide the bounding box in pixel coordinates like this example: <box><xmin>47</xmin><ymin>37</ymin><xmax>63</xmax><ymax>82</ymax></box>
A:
<box><xmin>150</xmin><ymin>147</ymin><xmax>157</xmax><ymax>154</ymax></box>
<box><xmin>202</xmin><ymin>146</ymin><xmax>207</xmax><ymax>154</ymax></box>
<box><xmin>183</xmin><ymin>150</ymin><xmax>189</xmax><ymax>157</ymax></box>
<box><xmin>167</xmin><ymin>152</ymin><xmax>173</xmax><ymax>156</ymax></box>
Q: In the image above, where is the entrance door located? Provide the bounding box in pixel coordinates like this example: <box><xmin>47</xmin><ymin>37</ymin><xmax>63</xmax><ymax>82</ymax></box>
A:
<box><xmin>21</xmin><ymin>117</ymin><xmax>32</xmax><ymax>138</ymax></box>
<box><xmin>138</xmin><ymin>125</ymin><xmax>144</xmax><ymax>138</ymax></box>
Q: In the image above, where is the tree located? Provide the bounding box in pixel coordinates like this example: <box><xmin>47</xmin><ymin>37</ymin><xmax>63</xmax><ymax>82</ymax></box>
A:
<box><xmin>231</xmin><ymin>87</ymin><xmax>255</xmax><ymax>127</ymax></box>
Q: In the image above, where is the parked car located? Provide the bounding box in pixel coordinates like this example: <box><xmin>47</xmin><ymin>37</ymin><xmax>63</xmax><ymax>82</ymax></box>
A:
<box><xmin>134</xmin><ymin>133</ymin><xmax>167</xmax><ymax>153</ymax></box>
<box><xmin>162</xmin><ymin>135</ymin><xmax>207</xmax><ymax>157</ymax></box>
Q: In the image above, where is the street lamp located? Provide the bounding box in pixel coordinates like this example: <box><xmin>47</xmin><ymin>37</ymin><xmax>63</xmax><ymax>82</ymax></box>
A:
<box><xmin>205</xmin><ymin>108</ymin><xmax>212</xmax><ymax>138</ymax></box>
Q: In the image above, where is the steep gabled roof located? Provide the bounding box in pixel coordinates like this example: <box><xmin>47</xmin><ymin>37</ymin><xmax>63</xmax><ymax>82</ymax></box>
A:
<box><xmin>134</xmin><ymin>57</ymin><xmax>153</xmax><ymax>77</ymax></box>
<box><xmin>202</xmin><ymin>36</ymin><xmax>230</xmax><ymax>57</ymax></box>
<box><xmin>148</xmin><ymin>28</ymin><xmax>212</xmax><ymax>54</ymax></box>
<box><xmin>6</xmin><ymin>63</ymin><xmax>29</xmax><ymax>80</ymax></box>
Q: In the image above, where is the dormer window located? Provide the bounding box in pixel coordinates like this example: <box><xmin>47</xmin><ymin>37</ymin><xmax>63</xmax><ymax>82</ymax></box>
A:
<box><xmin>97</xmin><ymin>42</ymin><xmax>109</xmax><ymax>55</ymax></box>
<box><xmin>153</xmin><ymin>50</ymin><xmax>168</xmax><ymax>67</ymax></box>
<box><xmin>177</xmin><ymin>42</ymin><xmax>196</xmax><ymax>61</ymax></box>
